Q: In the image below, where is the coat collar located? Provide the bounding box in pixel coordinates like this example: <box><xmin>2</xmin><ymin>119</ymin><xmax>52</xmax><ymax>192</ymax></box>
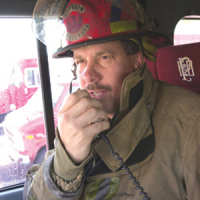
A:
<box><xmin>94</xmin><ymin>64</ymin><xmax>159</xmax><ymax>172</ymax></box>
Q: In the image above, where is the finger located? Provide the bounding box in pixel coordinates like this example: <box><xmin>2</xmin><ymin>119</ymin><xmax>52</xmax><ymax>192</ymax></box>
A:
<box><xmin>90</xmin><ymin>118</ymin><xmax>103</xmax><ymax>124</ymax></box>
<box><xmin>69</xmin><ymin>96</ymin><xmax>104</xmax><ymax>119</ymax></box>
<box><xmin>59</xmin><ymin>89</ymin><xmax>90</xmax><ymax>113</ymax></box>
<box><xmin>76</xmin><ymin>107</ymin><xmax>108</xmax><ymax>128</ymax></box>
<box><xmin>84</xmin><ymin>120</ymin><xmax>110</xmax><ymax>138</ymax></box>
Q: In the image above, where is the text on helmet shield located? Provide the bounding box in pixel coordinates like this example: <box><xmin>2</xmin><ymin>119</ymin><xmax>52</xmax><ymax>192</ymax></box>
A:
<box><xmin>62</xmin><ymin>3</ymin><xmax>90</xmax><ymax>42</ymax></box>
<box><xmin>63</xmin><ymin>4</ymin><xmax>85</xmax><ymax>18</ymax></box>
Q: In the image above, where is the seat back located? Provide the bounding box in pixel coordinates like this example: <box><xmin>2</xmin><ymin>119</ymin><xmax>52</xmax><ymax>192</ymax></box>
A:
<box><xmin>145</xmin><ymin>57</ymin><xmax>158</xmax><ymax>80</ymax></box>
<box><xmin>147</xmin><ymin>42</ymin><xmax>200</xmax><ymax>94</ymax></box>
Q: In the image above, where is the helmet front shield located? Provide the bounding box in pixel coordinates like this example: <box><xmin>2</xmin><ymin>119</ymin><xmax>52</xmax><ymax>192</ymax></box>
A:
<box><xmin>32</xmin><ymin>0</ymin><xmax>69</xmax><ymax>47</ymax></box>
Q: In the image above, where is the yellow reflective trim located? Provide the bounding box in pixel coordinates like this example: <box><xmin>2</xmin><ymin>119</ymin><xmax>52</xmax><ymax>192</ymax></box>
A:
<box><xmin>25</xmin><ymin>135</ymin><xmax>34</xmax><ymax>140</ymax></box>
<box><xmin>110</xmin><ymin>20</ymin><xmax>137</xmax><ymax>34</ymax></box>
<box><xmin>130</xmin><ymin>37</ymin><xmax>157</xmax><ymax>62</ymax></box>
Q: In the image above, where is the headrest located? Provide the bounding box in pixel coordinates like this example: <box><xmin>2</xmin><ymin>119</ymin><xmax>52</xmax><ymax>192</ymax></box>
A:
<box><xmin>146</xmin><ymin>42</ymin><xmax>200</xmax><ymax>94</ymax></box>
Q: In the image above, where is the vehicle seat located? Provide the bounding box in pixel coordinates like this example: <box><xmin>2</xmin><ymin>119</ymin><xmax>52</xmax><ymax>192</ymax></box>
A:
<box><xmin>145</xmin><ymin>57</ymin><xmax>158</xmax><ymax>80</ymax></box>
<box><xmin>146</xmin><ymin>42</ymin><xmax>200</xmax><ymax>94</ymax></box>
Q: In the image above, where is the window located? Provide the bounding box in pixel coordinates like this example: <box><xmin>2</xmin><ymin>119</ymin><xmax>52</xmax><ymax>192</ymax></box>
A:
<box><xmin>174</xmin><ymin>16</ymin><xmax>200</xmax><ymax>45</ymax></box>
<box><xmin>0</xmin><ymin>18</ymin><xmax>41</xmax><ymax>189</ymax></box>
<box><xmin>0</xmin><ymin>17</ymin><xmax>77</xmax><ymax>191</ymax></box>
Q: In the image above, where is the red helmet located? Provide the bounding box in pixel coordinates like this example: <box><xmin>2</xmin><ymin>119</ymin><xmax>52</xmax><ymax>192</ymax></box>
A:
<box><xmin>33</xmin><ymin>0</ymin><xmax>171</xmax><ymax>58</ymax></box>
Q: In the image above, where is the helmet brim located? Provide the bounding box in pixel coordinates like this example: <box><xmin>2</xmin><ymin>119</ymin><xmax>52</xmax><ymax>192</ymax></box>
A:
<box><xmin>52</xmin><ymin>31</ymin><xmax>172</xmax><ymax>58</ymax></box>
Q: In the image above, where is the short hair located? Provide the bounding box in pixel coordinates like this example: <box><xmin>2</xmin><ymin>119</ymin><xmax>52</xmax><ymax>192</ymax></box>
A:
<box><xmin>119</xmin><ymin>39</ymin><xmax>140</xmax><ymax>55</ymax></box>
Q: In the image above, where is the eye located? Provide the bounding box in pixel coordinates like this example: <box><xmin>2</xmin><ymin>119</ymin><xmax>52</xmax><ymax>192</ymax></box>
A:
<box><xmin>76</xmin><ymin>59</ymin><xmax>84</xmax><ymax>65</ymax></box>
<box><xmin>101</xmin><ymin>55</ymin><xmax>109</xmax><ymax>60</ymax></box>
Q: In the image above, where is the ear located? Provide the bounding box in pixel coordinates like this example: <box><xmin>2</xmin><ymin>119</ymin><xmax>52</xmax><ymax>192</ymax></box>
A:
<box><xmin>134</xmin><ymin>52</ymin><xmax>143</xmax><ymax>71</ymax></box>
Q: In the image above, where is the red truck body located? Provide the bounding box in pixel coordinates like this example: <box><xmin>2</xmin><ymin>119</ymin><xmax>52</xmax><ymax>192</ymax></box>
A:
<box><xmin>3</xmin><ymin>82</ymin><xmax>79</xmax><ymax>164</ymax></box>
<box><xmin>0</xmin><ymin>58</ymin><xmax>39</xmax><ymax>122</ymax></box>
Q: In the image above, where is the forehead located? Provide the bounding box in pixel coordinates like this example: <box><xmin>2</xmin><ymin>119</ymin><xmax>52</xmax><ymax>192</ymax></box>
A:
<box><xmin>72</xmin><ymin>40</ymin><xmax>124</xmax><ymax>58</ymax></box>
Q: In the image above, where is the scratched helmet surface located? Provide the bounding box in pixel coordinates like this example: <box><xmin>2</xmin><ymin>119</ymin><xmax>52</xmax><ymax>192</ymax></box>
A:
<box><xmin>33</xmin><ymin>0</ymin><xmax>171</xmax><ymax>58</ymax></box>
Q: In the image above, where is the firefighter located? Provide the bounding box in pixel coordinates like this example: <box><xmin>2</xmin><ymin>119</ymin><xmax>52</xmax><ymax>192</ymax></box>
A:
<box><xmin>24</xmin><ymin>0</ymin><xmax>200</xmax><ymax>199</ymax></box>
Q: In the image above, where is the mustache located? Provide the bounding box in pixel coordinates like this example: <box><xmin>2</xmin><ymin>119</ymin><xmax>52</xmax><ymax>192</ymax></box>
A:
<box><xmin>84</xmin><ymin>83</ymin><xmax>111</xmax><ymax>91</ymax></box>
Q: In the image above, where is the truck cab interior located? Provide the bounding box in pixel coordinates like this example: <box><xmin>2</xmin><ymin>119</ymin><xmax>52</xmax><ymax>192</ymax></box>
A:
<box><xmin>0</xmin><ymin>0</ymin><xmax>200</xmax><ymax>199</ymax></box>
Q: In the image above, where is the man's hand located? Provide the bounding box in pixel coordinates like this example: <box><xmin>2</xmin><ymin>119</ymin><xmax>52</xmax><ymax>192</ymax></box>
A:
<box><xmin>57</xmin><ymin>90</ymin><xmax>110</xmax><ymax>164</ymax></box>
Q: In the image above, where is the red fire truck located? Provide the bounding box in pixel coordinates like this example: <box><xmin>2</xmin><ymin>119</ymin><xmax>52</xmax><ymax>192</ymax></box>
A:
<box><xmin>0</xmin><ymin>58</ymin><xmax>39</xmax><ymax>123</ymax></box>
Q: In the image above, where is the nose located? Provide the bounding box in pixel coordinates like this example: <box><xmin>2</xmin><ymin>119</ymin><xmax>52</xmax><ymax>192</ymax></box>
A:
<box><xmin>82</xmin><ymin>60</ymin><xmax>101</xmax><ymax>83</ymax></box>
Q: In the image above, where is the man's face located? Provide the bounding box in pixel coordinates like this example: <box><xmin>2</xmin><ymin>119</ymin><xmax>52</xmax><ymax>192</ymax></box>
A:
<box><xmin>73</xmin><ymin>40</ymin><xmax>140</xmax><ymax>119</ymax></box>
